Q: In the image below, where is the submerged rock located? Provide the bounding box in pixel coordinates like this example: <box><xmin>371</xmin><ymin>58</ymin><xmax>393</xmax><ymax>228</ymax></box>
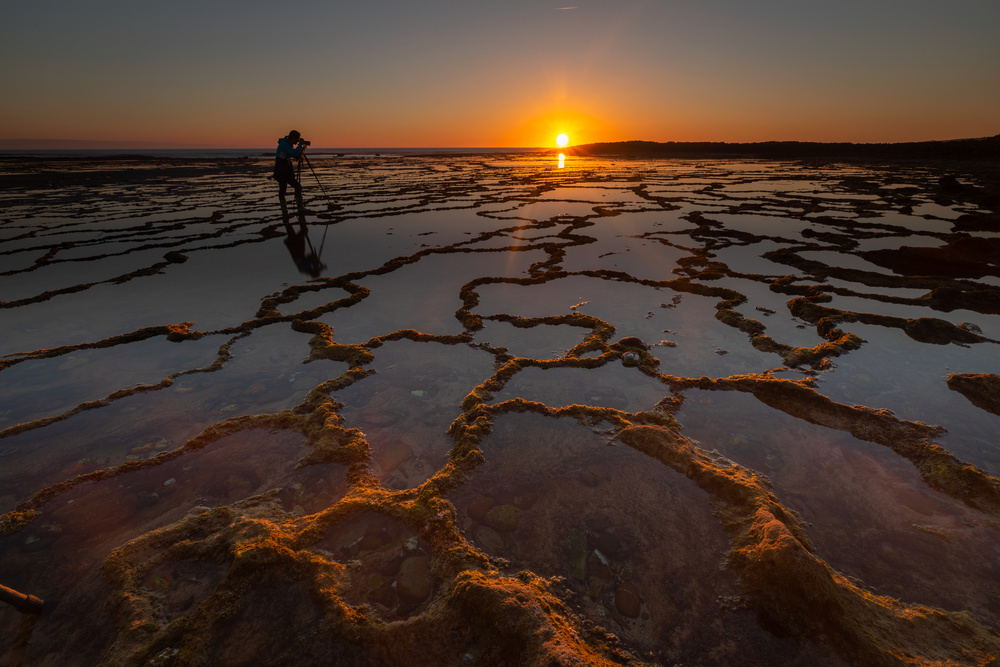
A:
<box><xmin>903</xmin><ymin>317</ymin><xmax>984</xmax><ymax>345</ymax></box>
<box><xmin>617</xmin><ymin>336</ymin><xmax>646</xmax><ymax>349</ymax></box>
<box><xmin>947</xmin><ymin>373</ymin><xmax>1000</xmax><ymax>416</ymax></box>
<box><xmin>396</xmin><ymin>556</ymin><xmax>432</xmax><ymax>604</ymax></box>
<box><xmin>615</xmin><ymin>583</ymin><xmax>642</xmax><ymax>618</ymax></box>
<box><xmin>471</xmin><ymin>524</ymin><xmax>505</xmax><ymax>554</ymax></box>
<box><xmin>485</xmin><ymin>504</ymin><xmax>522</xmax><ymax>532</ymax></box>
<box><xmin>862</xmin><ymin>236</ymin><xmax>1000</xmax><ymax>279</ymax></box>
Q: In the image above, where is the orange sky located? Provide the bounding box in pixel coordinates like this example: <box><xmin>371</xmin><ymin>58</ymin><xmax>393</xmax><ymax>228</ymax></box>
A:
<box><xmin>2</xmin><ymin>1</ymin><xmax>998</xmax><ymax>148</ymax></box>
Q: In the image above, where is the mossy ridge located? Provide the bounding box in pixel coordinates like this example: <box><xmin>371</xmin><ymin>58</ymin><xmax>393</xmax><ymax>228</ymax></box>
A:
<box><xmin>0</xmin><ymin>321</ymin><xmax>203</xmax><ymax>372</ymax></box>
<box><xmin>101</xmin><ymin>486</ymin><xmax>638</xmax><ymax>666</ymax></box>
<box><xmin>296</xmin><ymin>423</ymin><xmax>369</xmax><ymax>469</ymax></box>
<box><xmin>102</xmin><ymin>492</ymin><xmax>346</xmax><ymax>666</ymax></box>
<box><xmin>0</xmin><ymin>329</ymin><xmax>249</xmax><ymax>442</ymax></box>
<box><xmin>668</xmin><ymin>374</ymin><xmax>1000</xmax><ymax>515</ymax></box>
<box><xmin>454</xmin><ymin>267</ymin><xmax>743</xmax><ymax>352</ymax></box>
<box><xmin>617</xmin><ymin>424</ymin><xmax>1000</xmax><ymax>667</ymax></box>
<box><xmin>0</xmin><ymin>411</ymin><xmax>307</xmax><ymax>534</ymax></box>
<box><xmin>0</xmin><ymin>319</ymin><xmax>473</xmax><ymax>538</ymax></box>
<box><xmin>764</xmin><ymin>246</ymin><xmax>1000</xmax><ymax>319</ymax></box>
<box><xmin>484</xmin><ymin>311</ymin><xmax>614</xmax><ymax>356</ymax></box>
<box><xmin>749</xmin><ymin>330</ymin><xmax>864</xmax><ymax>368</ymax></box>
<box><xmin>90</xmin><ymin>318</ymin><xmax>648</xmax><ymax>664</ymax></box>
<box><xmin>458</xmin><ymin>345</ymin><xmax>630</xmax><ymax>414</ymax></box>
<box><xmin>443</xmin><ymin>569</ymin><xmax>638</xmax><ymax>667</ymax></box>
<box><xmin>255</xmin><ymin>278</ymin><xmax>369</xmax><ymax>320</ymax></box>
<box><xmin>0</xmin><ymin>247</ymin><xmax>228</xmax><ymax>309</ymax></box>
<box><xmin>641</xmin><ymin>211</ymin><xmax>996</xmax><ymax>365</ymax></box>
<box><xmin>292</xmin><ymin>319</ymin><xmax>375</xmax><ymax>366</ymax></box>
<box><xmin>365</xmin><ymin>328</ymin><xmax>471</xmax><ymax>348</ymax></box>
<box><xmin>455</xmin><ymin>261</ymin><xmax>869</xmax><ymax>370</ymax></box>
<box><xmin>0</xmin><ymin>376</ymin><xmax>177</xmax><ymax>440</ymax></box>
<box><xmin>789</xmin><ymin>296</ymin><xmax>993</xmax><ymax>346</ymax></box>
<box><xmin>0</xmin><ymin>508</ymin><xmax>39</xmax><ymax>537</ymax></box>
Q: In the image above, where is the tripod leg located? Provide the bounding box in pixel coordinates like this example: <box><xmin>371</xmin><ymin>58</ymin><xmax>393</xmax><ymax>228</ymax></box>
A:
<box><xmin>303</xmin><ymin>155</ymin><xmax>338</xmax><ymax>211</ymax></box>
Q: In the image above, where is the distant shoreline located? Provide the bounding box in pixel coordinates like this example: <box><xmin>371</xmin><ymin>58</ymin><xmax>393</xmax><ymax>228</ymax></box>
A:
<box><xmin>561</xmin><ymin>136</ymin><xmax>1000</xmax><ymax>160</ymax></box>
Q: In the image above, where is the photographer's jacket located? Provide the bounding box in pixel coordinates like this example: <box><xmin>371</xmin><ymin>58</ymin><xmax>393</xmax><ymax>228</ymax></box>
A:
<box><xmin>273</xmin><ymin>137</ymin><xmax>306</xmax><ymax>183</ymax></box>
<box><xmin>275</xmin><ymin>137</ymin><xmax>306</xmax><ymax>162</ymax></box>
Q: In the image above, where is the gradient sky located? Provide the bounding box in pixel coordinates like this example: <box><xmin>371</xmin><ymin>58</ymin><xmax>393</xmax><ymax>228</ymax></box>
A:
<box><xmin>2</xmin><ymin>0</ymin><xmax>998</xmax><ymax>148</ymax></box>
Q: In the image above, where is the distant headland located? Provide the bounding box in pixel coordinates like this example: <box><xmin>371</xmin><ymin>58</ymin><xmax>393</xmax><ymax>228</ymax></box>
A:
<box><xmin>561</xmin><ymin>135</ymin><xmax>1000</xmax><ymax>160</ymax></box>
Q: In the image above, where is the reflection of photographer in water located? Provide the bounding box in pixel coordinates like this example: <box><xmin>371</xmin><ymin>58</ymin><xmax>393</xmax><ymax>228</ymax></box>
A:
<box><xmin>273</xmin><ymin>130</ymin><xmax>311</xmax><ymax>213</ymax></box>
<box><xmin>281</xmin><ymin>209</ymin><xmax>326</xmax><ymax>278</ymax></box>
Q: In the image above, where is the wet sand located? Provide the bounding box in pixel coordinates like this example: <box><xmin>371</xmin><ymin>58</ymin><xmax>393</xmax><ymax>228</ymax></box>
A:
<box><xmin>1</xmin><ymin>154</ymin><xmax>999</xmax><ymax>666</ymax></box>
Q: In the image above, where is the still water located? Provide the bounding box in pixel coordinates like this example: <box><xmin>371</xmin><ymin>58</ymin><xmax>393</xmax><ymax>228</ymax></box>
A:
<box><xmin>1</xmin><ymin>154</ymin><xmax>998</xmax><ymax>665</ymax></box>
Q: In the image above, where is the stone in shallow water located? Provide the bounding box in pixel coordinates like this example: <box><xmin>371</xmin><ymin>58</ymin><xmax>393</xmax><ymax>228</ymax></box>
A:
<box><xmin>622</xmin><ymin>351</ymin><xmax>641</xmax><ymax>367</ymax></box>
<box><xmin>615</xmin><ymin>583</ymin><xmax>642</xmax><ymax>618</ymax></box>
<box><xmin>485</xmin><ymin>504</ymin><xmax>522</xmax><ymax>532</ymax></box>
<box><xmin>358</xmin><ymin>527</ymin><xmax>387</xmax><ymax>552</ymax></box>
<box><xmin>396</xmin><ymin>555</ymin><xmax>432</xmax><ymax>604</ymax></box>
<box><xmin>947</xmin><ymin>373</ymin><xmax>1000</xmax><ymax>416</ymax></box>
<box><xmin>617</xmin><ymin>336</ymin><xmax>646</xmax><ymax>349</ymax></box>
<box><xmin>471</xmin><ymin>524</ymin><xmax>505</xmax><ymax>554</ymax></box>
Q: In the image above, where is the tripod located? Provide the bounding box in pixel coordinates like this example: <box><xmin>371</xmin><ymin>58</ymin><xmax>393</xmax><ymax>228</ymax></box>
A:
<box><xmin>293</xmin><ymin>153</ymin><xmax>333</xmax><ymax>261</ymax></box>
<box><xmin>296</xmin><ymin>153</ymin><xmax>337</xmax><ymax>211</ymax></box>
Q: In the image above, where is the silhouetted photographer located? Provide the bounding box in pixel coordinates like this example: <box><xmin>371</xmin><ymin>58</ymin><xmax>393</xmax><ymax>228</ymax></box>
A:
<box><xmin>273</xmin><ymin>129</ymin><xmax>311</xmax><ymax>213</ymax></box>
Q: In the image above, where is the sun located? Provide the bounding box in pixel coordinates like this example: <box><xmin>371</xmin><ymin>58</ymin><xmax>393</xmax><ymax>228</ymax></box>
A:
<box><xmin>556</xmin><ymin>133</ymin><xmax>569</xmax><ymax>148</ymax></box>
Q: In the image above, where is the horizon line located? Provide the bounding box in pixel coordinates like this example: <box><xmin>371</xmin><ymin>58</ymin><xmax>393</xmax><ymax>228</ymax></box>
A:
<box><xmin>2</xmin><ymin>134</ymin><xmax>997</xmax><ymax>151</ymax></box>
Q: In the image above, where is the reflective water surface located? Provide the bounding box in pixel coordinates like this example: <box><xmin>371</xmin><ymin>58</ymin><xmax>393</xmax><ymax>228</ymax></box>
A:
<box><xmin>1</xmin><ymin>154</ymin><xmax>999</xmax><ymax>666</ymax></box>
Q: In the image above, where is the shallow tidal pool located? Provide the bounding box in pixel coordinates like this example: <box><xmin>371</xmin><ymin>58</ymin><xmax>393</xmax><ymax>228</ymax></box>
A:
<box><xmin>1</xmin><ymin>154</ymin><xmax>999</xmax><ymax>666</ymax></box>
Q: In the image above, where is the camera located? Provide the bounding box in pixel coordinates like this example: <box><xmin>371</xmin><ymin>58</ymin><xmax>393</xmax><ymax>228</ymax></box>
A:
<box><xmin>299</xmin><ymin>139</ymin><xmax>311</xmax><ymax>146</ymax></box>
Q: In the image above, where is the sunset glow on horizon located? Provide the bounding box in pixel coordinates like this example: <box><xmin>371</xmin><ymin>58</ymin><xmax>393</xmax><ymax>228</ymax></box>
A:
<box><xmin>1</xmin><ymin>1</ymin><xmax>997</xmax><ymax>148</ymax></box>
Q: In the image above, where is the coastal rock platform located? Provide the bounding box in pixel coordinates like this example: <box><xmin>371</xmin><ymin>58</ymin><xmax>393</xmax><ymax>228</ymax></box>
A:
<box><xmin>1</xmin><ymin>153</ymin><xmax>999</xmax><ymax>666</ymax></box>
